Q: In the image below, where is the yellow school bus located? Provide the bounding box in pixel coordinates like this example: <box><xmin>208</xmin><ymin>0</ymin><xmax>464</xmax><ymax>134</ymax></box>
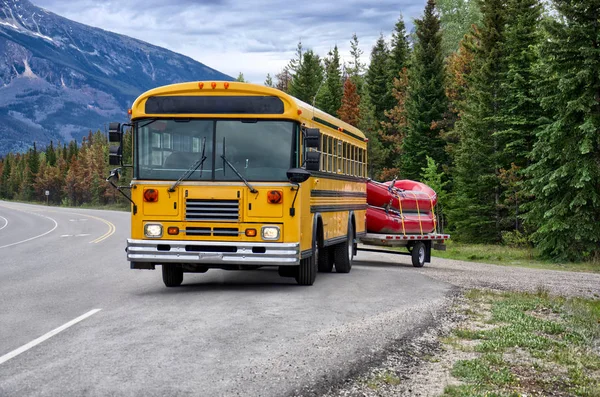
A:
<box><xmin>107</xmin><ymin>81</ymin><xmax>367</xmax><ymax>286</ymax></box>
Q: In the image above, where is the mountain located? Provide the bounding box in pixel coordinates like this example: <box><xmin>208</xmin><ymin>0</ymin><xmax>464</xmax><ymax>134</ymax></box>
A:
<box><xmin>0</xmin><ymin>0</ymin><xmax>232</xmax><ymax>155</ymax></box>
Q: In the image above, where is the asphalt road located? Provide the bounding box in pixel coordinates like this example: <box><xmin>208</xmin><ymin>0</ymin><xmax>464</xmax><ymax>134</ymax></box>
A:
<box><xmin>0</xmin><ymin>201</ymin><xmax>453</xmax><ymax>397</ymax></box>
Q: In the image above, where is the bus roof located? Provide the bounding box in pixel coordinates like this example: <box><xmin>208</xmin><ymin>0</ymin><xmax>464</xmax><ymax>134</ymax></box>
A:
<box><xmin>130</xmin><ymin>81</ymin><xmax>366</xmax><ymax>141</ymax></box>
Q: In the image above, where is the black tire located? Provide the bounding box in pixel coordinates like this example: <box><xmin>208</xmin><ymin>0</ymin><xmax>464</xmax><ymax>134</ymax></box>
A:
<box><xmin>295</xmin><ymin>233</ymin><xmax>318</xmax><ymax>285</ymax></box>
<box><xmin>318</xmin><ymin>246</ymin><xmax>334</xmax><ymax>273</ymax></box>
<box><xmin>162</xmin><ymin>264</ymin><xmax>183</xmax><ymax>287</ymax></box>
<box><xmin>411</xmin><ymin>242</ymin><xmax>426</xmax><ymax>268</ymax></box>
<box><xmin>334</xmin><ymin>223</ymin><xmax>354</xmax><ymax>273</ymax></box>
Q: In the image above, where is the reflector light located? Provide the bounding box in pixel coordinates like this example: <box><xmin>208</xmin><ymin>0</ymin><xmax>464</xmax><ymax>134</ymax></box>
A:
<box><xmin>198</xmin><ymin>82</ymin><xmax>204</xmax><ymax>89</ymax></box>
<box><xmin>143</xmin><ymin>189</ymin><xmax>159</xmax><ymax>202</ymax></box>
<box><xmin>245</xmin><ymin>229</ymin><xmax>257</xmax><ymax>237</ymax></box>
<box><xmin>211</xmin><ymin>82</ymin><xmax>217</xmax><ymax>89</ymax></box>
<box><xmin>297</xmin><ymin>109</ymin><xmax>302</xmax><ymax>115</ymax></box>
<box><xmin>338</xmin><ymin>127</ymin><xmax>344</xmax><ymax>132</ymax></box>
<box><xmin>267</xmin><ymin>190</ymin><xmax>283</xmax><ymax>204</ymax></box>
<box><xmin>224</xmin><ymin>82</ymin><xmax>230</xmax><ymax>89</ymax></box>
<box><xmin>167</xmin><ymin>227</ymin><xmax>179</xmax><ymax>235</ymax></box>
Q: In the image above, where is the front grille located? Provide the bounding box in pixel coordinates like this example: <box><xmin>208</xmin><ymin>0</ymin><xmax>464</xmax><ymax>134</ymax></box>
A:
<box><xmin>186</xmin><ymin>199</ymin><xmax>239</xmax><ymax>222</ymax></box>
<box><xmin>213</xmin><ymin>228</ymin><xmax>239</xmax><ymax>236</ymax></box>
<box><xmin>186</xmin><ymin>227</ymin><xmax>211</xmax><ymax>236</ymax></box>
<box><xmin>185</xmin><ymin>227</ymin><xmax>239</xmax><ymax>237</ymax></box>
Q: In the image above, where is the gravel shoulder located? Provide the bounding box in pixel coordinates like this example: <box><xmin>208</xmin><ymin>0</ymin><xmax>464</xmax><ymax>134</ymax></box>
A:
<box><xmin>311</xmin><ymin>252</ymin><xmax>600</xmax><ymax>397</ymax></box>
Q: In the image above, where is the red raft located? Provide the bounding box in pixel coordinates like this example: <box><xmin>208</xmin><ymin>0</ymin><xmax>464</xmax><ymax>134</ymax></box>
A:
<box><xmin>366</xmin><ymin>206</ymin><xmax>436</xmax><ymax>234</ymax></box>
<box><xmin>366</xmin><ymin>179</ymin><xmax>438</xmax><ymax>234</ymax></box>
<box><xmin>367</xmin><ymin>180</ymin><xmax>437</xmax><ymax>212</ymax></box>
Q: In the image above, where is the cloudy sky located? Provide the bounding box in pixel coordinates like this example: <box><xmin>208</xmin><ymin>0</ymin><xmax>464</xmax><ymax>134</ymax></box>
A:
<box><xmin>33</xmin><ymin>0</ymin><xmax>427</xmax><ymax>83</ymax></box>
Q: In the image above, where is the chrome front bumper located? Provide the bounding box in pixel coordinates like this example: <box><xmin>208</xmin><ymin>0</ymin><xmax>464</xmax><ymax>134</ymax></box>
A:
<box><xmin>126</xmin><ymin>239</ymin><xmax>300</xmax><ymax>266</ymax></box>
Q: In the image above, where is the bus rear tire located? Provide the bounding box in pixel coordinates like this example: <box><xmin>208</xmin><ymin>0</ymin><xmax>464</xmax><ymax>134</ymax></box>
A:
<box><xmin>162</xmin><ymin>264</ymin><xmax>183</xmax><ymax>287</ymax></box>
<box><xmin>334</xmin><ymin>224</ymin><xmax>353</xmax><ymax>273</ymax></box>
<box><xmin>318</xmin><ymin>246</ymin><xmax>334</xmax><ymax>273</ymax></box>
<box><xmin>411</xmin><ymin>242</ymin><xmax>426</xmax><ymax>268</ymax></box>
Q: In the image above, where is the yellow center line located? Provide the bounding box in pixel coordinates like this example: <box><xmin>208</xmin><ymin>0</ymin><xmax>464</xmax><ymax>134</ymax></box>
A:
<box><xmin>0</xmin><ymin>204</ymin><xmax>116</xmax><ymax>244</ymax></box>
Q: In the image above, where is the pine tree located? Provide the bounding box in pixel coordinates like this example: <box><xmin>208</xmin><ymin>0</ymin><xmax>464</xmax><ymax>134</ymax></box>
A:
<box><xmin>450</xmin><ymin>0</ymin><xmax>507</xmax><ymax>243</ymax></box>
<box><xmin>495</xmin><ymin>0</ymin><xmax>542</xmax><ymax>233</ymax></box>
<box><xmin>236</xmin><ymin>72</ymin><xmax>247</xmax><ymax>82</ymax></box>
<box><xmin>316</xmin><ymin>46</ymin><xmax>343</xmax><ymax>116</ymax></box>
<box><xmin>402</xmin><ymin>0</ymin><xmax>449</xmax><ymax>181</ymax></box>
<box><xmin>387</xmin><ymin>16</ymin><xmax>410</xmax><ymax>106</ymax></box>
<box><xmin>275</xmin><ymin>67</ymin><xmax>292</xmax><ymax>92</ymax></box>
<box><xmin>497</xmin><ymin>0</ymin><xmax>542</xmax><ymax>169</ymax></box>
<box><xmin>0</xmin><ymin>155</ymin><xmax>11</xmax><ymax>199</ymax></box>
<box><xmin>378</xmin><ymin>68</ymin><xmax>409</xmax><ymax>178</ymax></box>
<box><xmin>264</xmin><ymin>73</ymin><xmax>274</xmax><ymax>87</ymax></box>
<box><xmin>45</xmin><ymin>141</ymin><xmax>57</xmax><ymax>167</ymax></box>
<box><xmin>346</xmin><ymin>34</ymin><xmax>365</xmax><ymax>83</ymax></box>
<box><xmin>288</xmin><ymin>41</ymin><xmax>304</xmax><ymax>74</ymax></box>
<box><xmin>525</xmin><ymin>0</ymin><xmax>600</xmax><ymax>261</ymax></box>
<box><xmin>338</xmin><ymin>78</ymin><xmax>361</xmax><ymax>127</ymax></box>
<box><xmin>366</xmin><ymin>34</ymin><xmax>391</xmax><ymax>122</ymax></box>
<box><xmin>288</xmin><ymin>49</ymin><xmax>323</xmax><ymax>103</ymax></box>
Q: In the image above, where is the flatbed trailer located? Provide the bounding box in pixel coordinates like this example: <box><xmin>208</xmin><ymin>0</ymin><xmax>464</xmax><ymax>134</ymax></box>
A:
<box><xmin>358</xmin><ymin>232</ymin><xmax>450</xmax><ymax>268</ymax></box>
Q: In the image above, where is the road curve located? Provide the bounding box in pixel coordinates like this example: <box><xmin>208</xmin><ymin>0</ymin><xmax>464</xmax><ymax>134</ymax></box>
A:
<box><xmin>0</xmin><ymin>201</ymin><xmax>453</xmax><ymax>397</ymax></box>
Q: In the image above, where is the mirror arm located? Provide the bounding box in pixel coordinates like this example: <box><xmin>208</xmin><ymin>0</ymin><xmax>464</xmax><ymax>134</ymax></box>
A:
<box><xmin>106</xmin><ymin>169</ymin><xmax>138</xmax><ymax>215</ymax></box>
<box><xmin>289</xmin><ymin>184</ymin><xmax>300</xmax><ymax>217</ymax></box>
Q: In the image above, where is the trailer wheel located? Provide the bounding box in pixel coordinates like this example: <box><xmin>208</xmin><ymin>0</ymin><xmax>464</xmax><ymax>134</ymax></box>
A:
<box><xmin>411</xmin><ymin>242</ymin><xmax>426</xmax><ymax>268</ymax></box>
<box><xmin>318</xmin><ymin>246</ymin><xmax>334</xmax><ymax>273</ymax></box>
<box><xmin>162</xmin><ymin>264</ymin><xmax>183</xmax><ymax>287</ymax></box>
<box><xmin>295</xmin><ymin>234</ymin><xmax>318</xmax><ymax>285</ymax></box>
<box><xmin>334</xmin><ymin>223</ymin><xmax>354</xmax><ymax>273</ymax></box>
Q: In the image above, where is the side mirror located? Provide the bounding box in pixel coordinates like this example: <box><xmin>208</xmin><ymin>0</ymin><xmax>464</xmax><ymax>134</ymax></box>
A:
<box><xmin>305</xmin><ymin>151</ymin><xmax>320</xmax><ymax>172</ymax></box>
<box><xmin>287</xmin><ymin>168</ymin><xmax>311</xmax><ymax>184</ymax></box>
<box><xmin>108</xmin><ymin>122</ymin><xmax>122</xmax><ymax>142</ymax></box>
<box><xmin>109</xmin><ymin>145</ymin><xmax>122</xmax><ymax>166</ymax></box>
<box><xmin>107</xmin><ymin>168</ymin><xmax>121</xmax><ymax>181</ymax></box>
<box><xmin>304</xmin><ymin>128</ymin><xmax>320</xmax><ymax>149</ymax></box>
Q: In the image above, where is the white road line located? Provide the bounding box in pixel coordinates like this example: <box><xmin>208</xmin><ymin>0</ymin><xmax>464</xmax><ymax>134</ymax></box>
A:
<box><xmin>0</xmin><ymin>213</ymin><xmax>58</xmax><ymax>249</ymax></box>
<box><xmin>0</xmin><ymin>216</ymin><xmax>8</xmax><ymax>231</ymax></box>
<box><xmin>0</xmin><ymin>309</ymin><xmax>101</xmax><ymax>365</ymax></box>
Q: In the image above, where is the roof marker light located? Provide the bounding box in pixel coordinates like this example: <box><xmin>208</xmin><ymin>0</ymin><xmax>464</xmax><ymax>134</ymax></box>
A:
<box><xmin>297</xmin><ymin>109</ymin><xmax>302</xmax><ymax>115</ymax></box>
<box><xmin>198</xmin><ymin>82</ymin><xmax>204</xmax><ymax>89</ymax></box>
<box><xmin>211</xmin><ymin>82</ymin><xmax>217</xmax><ymax>89</ymax></box>
<box><xmin>128</xmin><ymin>109</ymin><xmax>132</xmax><ymax>115</ymax></box>
<box><xmin>224</xmin><ymin>82</ymin><xmax>230</xmax><ymax>89</ymax></box>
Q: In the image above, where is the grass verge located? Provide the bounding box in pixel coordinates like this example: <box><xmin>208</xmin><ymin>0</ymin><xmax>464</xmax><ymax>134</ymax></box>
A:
<box><xmin>442</xmin><ymin>289</ymin><xmax>600</xmax><ymax>397</ymax></box>
<box><xmin>432</xmin><ymin>240</ymin><xmax>600</xmax><ymax>273</ymax></box>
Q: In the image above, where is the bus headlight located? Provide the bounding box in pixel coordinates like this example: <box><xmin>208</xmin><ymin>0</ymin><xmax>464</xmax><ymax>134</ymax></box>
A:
<box><xmin>261</xmin><ymin>226</ymin><xmax>280</xmax><ymax>240</ymax></box>
<box><xmin>144</xmin><ymin>223</ymin><xmax>163</xmax><ymax>238</ymax></box>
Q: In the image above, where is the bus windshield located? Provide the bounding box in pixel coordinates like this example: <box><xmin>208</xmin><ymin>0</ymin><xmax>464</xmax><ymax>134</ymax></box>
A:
<box><xmin>135</xmin><ymin>119</ymin><xmax>296</xmax><ymax>182</ymax></box>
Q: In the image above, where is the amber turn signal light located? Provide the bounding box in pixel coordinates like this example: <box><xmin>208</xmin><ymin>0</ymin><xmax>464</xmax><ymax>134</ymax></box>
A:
<box><xmin>167</xmin><ymin>227</ymin><xmax>179</xmax><ymax>235</ymax></box>
<box><xmin>245</xmin><ymin>229</ymin><xmax>257</xmax><ymax>237</ymax></box>
<box><xmin>143</xmin><ymin>189</ymin><xmax>158</xmax><ymax>202</ymax></box>
<box><xmin>267</xmin><ymin>190</ymin><xmax>283</xmax><ymax>204</ymax></box>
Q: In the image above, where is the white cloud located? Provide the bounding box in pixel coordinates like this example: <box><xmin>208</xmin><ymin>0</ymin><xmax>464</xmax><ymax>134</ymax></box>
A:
<box><xmin>33</xmin><ymin>0</ymin><xmax>425</xmax><ymax>83</ymax></box>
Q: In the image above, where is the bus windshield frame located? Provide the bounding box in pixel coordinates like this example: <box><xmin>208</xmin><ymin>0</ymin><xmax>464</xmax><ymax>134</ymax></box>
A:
<box><xmin>134</xmin><ymin>118</ymin><xmax>298</xmax><ymax>182</ymax></box>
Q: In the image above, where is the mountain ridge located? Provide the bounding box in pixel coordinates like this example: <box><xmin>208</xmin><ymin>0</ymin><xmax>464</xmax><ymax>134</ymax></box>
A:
<box><xmin>0</xmin><ymin>0</ymin><xmax>233</xmax><ymax>154</ymax></box>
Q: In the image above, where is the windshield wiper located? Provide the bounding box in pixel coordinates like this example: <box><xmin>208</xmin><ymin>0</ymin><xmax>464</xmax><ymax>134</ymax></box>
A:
<box><xmin>220</xmin><ymin>155</ymin><xmax>258</xmax><ymax>193</ymax></box>
<box><xmin>168</xmin><ymin>137</ymin><xmax>207</xmax><ymax>192</ymax></box>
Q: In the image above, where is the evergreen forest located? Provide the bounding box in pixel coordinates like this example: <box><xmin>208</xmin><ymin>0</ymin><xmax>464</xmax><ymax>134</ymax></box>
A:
<box><xmin>1</xmin><ymin>0</ymin><xmax>598</xmax><ymax>262</ymax></box>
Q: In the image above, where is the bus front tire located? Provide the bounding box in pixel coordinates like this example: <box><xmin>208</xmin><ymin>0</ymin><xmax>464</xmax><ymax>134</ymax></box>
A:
<box><xmin>162</xmin><ymin>264</ymin><xmax>183</xmax><ymax>287</ymax></box>
<box><xmin>296</xmin><ymin>235</ymin><xmax>318</xmax><ymax>285</ymax></box>
<box><xmin>334</xmin><ymin>224</ymin><xmax>353</xmax><ymax>273</ymax></box>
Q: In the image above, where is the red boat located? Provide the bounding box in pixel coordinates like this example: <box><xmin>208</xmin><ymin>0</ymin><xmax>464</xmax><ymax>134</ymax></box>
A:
<box><xmin>366</xmin><ymin>206</ymin><xmax>436</xmax><ymax>235</ymax></box>
<box><xmin>367</xmin><ymin>180</ymin><xmax>437</xmax><ymax>212</ymax></box>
